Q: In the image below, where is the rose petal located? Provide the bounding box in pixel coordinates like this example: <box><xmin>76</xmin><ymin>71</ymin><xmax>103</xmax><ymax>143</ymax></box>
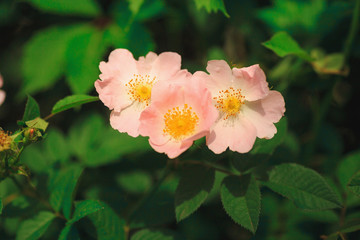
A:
<box><xmin>242</xmin><ymin>90</ymin><xmax>285</xmax><ymax>138</ymax></box>
<box><xmin>0</xmin><ymin>90</ymin><xmax>5</xmax><ymax>106</ymax></box>
<box><xmin>137</xmin><ymin>52</ymin><xmax>158</xmax><ymax>75</ymax></box>
<box><xmin>148</xmin><ymin>52</ymin><xmax>181</xmax><ymax>82</ymax></box>
<box><xmin>95</xmin><ymin>78</ymin><xmax>132</xmax><ymax>111</ymax></box>
<box><xmin>232</xmin><ymin>64</ymin><xmax>269</xmax><ymax>101</ymax></box>
<box><xmin>99</xmin><ymin>49</ymin><xmax>137</xmax><ymax>81</ymax></box>
<box><xmin>207</xmin><ymin>116</ymin><xmax>257</xmax><ymax>154</ymax></box>
<box><xmin>110</xmin><ymin>104</ymin><xmax>145</xmax><ymax>137</ymax></box>
<box><xmin>139</xmin><ymin>106</ymin><xmax>169</xmax><ymax>145</ymax></box>
<box><xmin>149</xmin><ymin>139</ymin><xmax>193</xmax><ymax>159</ymax></box>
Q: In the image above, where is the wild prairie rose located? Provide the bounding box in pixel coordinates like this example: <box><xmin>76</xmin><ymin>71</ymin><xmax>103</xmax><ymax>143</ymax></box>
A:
<box><xmin>194</xmin><ymin>60</ymin><xmax>285</xmax><ymax>154</ymax></box>
<box><xmin>139</xmin><ymin>71</ymin><xmax>218</xmax><ymax>158</ymax></box>
<box><xmin>0</xmin><ymin>74</ymin><xmax>5</xmax><ymax>106</ymax></box>
<box><xmin>95</xmin><ymin>49</ymin><xmax>182</xmax><ymax>137</ymax></box>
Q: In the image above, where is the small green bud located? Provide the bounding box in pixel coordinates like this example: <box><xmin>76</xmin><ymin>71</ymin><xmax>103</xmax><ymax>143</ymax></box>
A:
<box><xmin>24</xmin><ymin>128</ymin><xmax>39</xmax><ymax>143</ymax></box>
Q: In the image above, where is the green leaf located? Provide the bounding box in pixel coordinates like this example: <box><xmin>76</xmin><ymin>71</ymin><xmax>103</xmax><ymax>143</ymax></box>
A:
<box><xmin>130</xmin><ymin>190</ymin><xmax>175</xmax><ymax>228</ymax></box>
<box><xmin>21</xmin><ymin>25</ymin><xmax>90</xmax><ymax>95</ymax></box>
<box><xmin>220</xmin><ymin>174</ymin><xmax>261</xmax><ymax>233</ymax></box>
<box><xmin>264</xmin><ymin>163</ymin><xmax>342</xmax><ymax>210</ymax></box>
<box><xmin>0</xmin><ymin>198</ymin><xmax>2</xmax><ymax>214</ymax></box>
<box><xmin>175</xmin><ymin>165</ymin><xmax>215</xmax><ymax>222</ymax></box>
<box><xmin>26</xmin><ymin>0</ymin><xmax>101</xmax><ymax>17</ymax></box>
<box><xmin>58</xmin><ymin>225</ymin><xmax>80</xmax><ymax>240</ymax></box>
<box><xmin>25</xmin><ymin>117</ymin><xmax>48</xmax><ymax>132</ymax></box>
<box><xmin>16</xmin><ymin>211</ymin><xmax>55</xmax><ymax>240</ymax></box>
<box><xmin>262</xmin><ymin>32</ymin><xmax>312</xmax><ymax>61</ymax></box>
<box><xmin>49</xmin><ymin>165</ymin><xmax>83</xmax><ymax>219</ymax></box>
<box><xmin>131</xmin><ymin>228</ymin><xmax>183</xmax><ymax>240</ymax></box>
<box><xmin>116</xmin><ymin>171</ymin><xmax>152</xmax><ymax>194</ymax></box>
<box><xmin>51</xmin><ymin>95</ymin><xmax>99</xmax><ymax>114</ymax></box>
<box><xmin>337</xmin><ymin>151</ymin><xmax>360</xmax><ymax>188</ymax></box>
<box><xmin>69</xmin><ymin>114</ymin><xmax>150</xmax><ymax>167</ymax></box>
<box><xmin>68</xmin><ymin>200</ymin><xmax>104</xmax><ymax>224</ymax></box>
<box><xmin>194</xmin><ymin>0</ymin><xmax>229</xmax><ymax>17</ymax></box>
<box><xmin>65</xmin><ymin>26</ymin><xmax>107</xmax><ymax>94</ymax></box>
<box><xmin>311</xmin><ymin>51</ymin><xmax>347</xmax><ymax>75</ymax></box>
<box><xmin>20</xmin><ymin>146</ymin><xmax>50</xmax><ymax>173</ymax></box>
<box><xmin>126</xmin><ymin>23</ymin><xmax>155</xmax><ymax>57</ymax></box>
<box><xmin>348</xmin><ymin>170</ymin><xmax>360</xmax><ymax>197</ymax></box>
<box><xmin>257</xmin><ymin>0</ymin><xmax>325</xmax><ymax>33</ymax></box>
<box><xmin>23</xmin><ymin>96</ymin><xmax>40</xmax><ymax>121</ymax></box>
<box><xmin>88</xmin><ymin>201</ymin><xmax>126</xmax><ymax>240</ymax></box>
<box><xmin>339</xmin><ymin>218</ymin><xmax>360</xmax><ymax>234</ymax></box>
<box><xmin>135</xmin><ymin>0</ymin><xmax>165</xmax><ymax>21</ymax></box>
<box><xmin>128</xmin><ymin>0</ymin><xmax>145</xmax><ymax>15</ymax></box>
<box><xmin>45</xmin><ymin>129</ymin><xmax>70</xmax><ymax>163</ymax></box>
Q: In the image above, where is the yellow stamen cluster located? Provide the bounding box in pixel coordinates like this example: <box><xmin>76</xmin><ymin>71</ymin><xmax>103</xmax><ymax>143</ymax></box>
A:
<box><xmin>126</xmin><ymin>74</ymin><xmax>156</xmax><ymax>106</ymax></box>
<box><xmin>0</xmin><ymin>130</ymin><xmax>12</xmax><ymax>152</ymax></box>
<box><xmin>163</xmin><ymin>104</ymin><xmax>199</xmax><ymax>141</ymax></box>
<box><xmin>214</xmin><ymin>87</ymin><xmax>245</xmax><ymax>119</ymax></box>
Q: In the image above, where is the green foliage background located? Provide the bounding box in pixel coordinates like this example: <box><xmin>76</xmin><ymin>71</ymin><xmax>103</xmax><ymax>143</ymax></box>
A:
<box><xmin>1</xmin><ymin>0</ymin><xmax>360</xmax><ymax>239</ymax></box>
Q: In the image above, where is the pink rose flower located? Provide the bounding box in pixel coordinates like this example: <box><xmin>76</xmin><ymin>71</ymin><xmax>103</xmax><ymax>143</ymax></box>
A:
<box><xmin>139</xmin><ymin>71</ymin><xmax>218</xmax><ymax>158</ymax></box>
<box><xmin>0</xmin><ymin>74</ymin><xmax>5</xmax><ymax>106</ymax></box>
<box><xmin>95</xmin><ymin>49</ymin><xmax>182</xmax><ymax>137</ymax></box>
<box><xmin>194</xmin><ymin>60</ymin><xmax>285</xmax><ymax>154</ymax></box>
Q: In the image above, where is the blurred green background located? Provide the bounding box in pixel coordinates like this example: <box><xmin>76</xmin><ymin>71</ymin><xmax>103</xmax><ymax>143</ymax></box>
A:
<box><xmin>1</xmin><ymin>0</ymin><xmax>360</xmax><ymax>239</ymax></box>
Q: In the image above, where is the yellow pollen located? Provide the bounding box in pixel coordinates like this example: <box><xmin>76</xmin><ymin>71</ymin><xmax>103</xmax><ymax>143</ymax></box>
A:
<box><xmin>163</xmin><ymin>104</ymin><xmax>199</xmax><ymax>141</ymax></box>
<box><xmin>0</xmin><ymin>130</ymin><xmax>12</xmax><ymax>152</ymax></box>
<box><xmin>125</xmin><ymin>74</ymin><xmax>156</xmax><ymax>105</ymax></box>
<box><xmin>213</xmin><ymin>87</ymin><xmax>245</xmax><ymax>119</ymax></box>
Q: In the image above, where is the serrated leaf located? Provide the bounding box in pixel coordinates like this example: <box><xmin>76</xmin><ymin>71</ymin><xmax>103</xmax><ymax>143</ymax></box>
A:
<box><xmin>220</xmin><ymin>174</ymin><xmax>260</xmax><ymax>233</ymax></box>
<box><xmin>49</xmin><ymin>165</ymin><xmax>83</xmax><ymax>219</ymax></box>
<box><xmin>58</xmin><ymin>225</ymin><xmax>80</xmax><ymax>240</ymax></box>
<box><xmin>23</xmin><ymin>96</ymin><xmax>40</xmax><ymax>121</ymax></box>
<box><xmin>65</xmin><ymin>27</ymin><xmax>107</xmax><ymax>94</ymax></box>
<box><xmin>348</xmin><ymin>170</ymin><xmax>360</xmax><ymax>197</ymax></box>
<box><xmin>21</xmin><ymin>24</ymin><xmax>90</xmax><ymax>95</ymax></box>
<box><xmin>25</xmin><ymin>117</ymin><xmax>48</xmax><ymax>132</ymax></box>
<box><xmin>175</xmin><ymin>165</ymin><xmax>215</xmax><ymax>222</ymax></box>
<box><xmin>131</xmin><ymin>228</ymin><xmax>183</xmax><ymax>240</ymax></box>
<box><xmin>262</xmin><ymin>32</ymin><xmax>312</xmax><ymax>61</ymax></box>
<box><xmin>26</xmin><ymin>0</ymin><xmax>101</xmax><ymax>17</ymax></box>
<box><xmin>88</xmin><ymin>201</ymin><xmax>126</xmax><ymax>240</ymax></box>
<box><xmin>194</xmin><ymin>0</ymin><xmax>229</xmax><ymax>17</ymax></box>
<box><xmin>265</xmin><ymin>163</ymin><xmax>342</xmax><ymax>210</ymax></box>
<box><xmin>16</xmin><ymin>211</ymin><xmax>55</xmax><ymax>240</ymax></box>
<box><xmin>68</xmin><ymin>200</ymin><xmax>104</xmax><ymax>224</ymax></box>
<box><xmin>51</xmin><ymin>95</ymin><xmax>99</xmax><ymax>114</ymax></box>
<box><xmin>337</xmin><ymin>151</ymin><xmax>360</xmax><ymax>188</ymax></box>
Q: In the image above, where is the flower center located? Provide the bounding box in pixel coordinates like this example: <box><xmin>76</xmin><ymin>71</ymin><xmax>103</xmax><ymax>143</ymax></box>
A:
<box><xmin>0</xmin><ymin>130</ymin><xmax>12</xmax><ymax>152</ymax></box>
<box><xmin>126</xmin><ymin>74</ymin><xmax>156</xmax><ymax>105</ymax></box>
<box><xmin>213</xmin><ymin>87</ymin><xmax>245</xmax><ymax>119</ymax></box>
<box><xmin>163</xmin><ymin>104</ymin><xmax>199</xmax><ymax>141</ymax></box>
